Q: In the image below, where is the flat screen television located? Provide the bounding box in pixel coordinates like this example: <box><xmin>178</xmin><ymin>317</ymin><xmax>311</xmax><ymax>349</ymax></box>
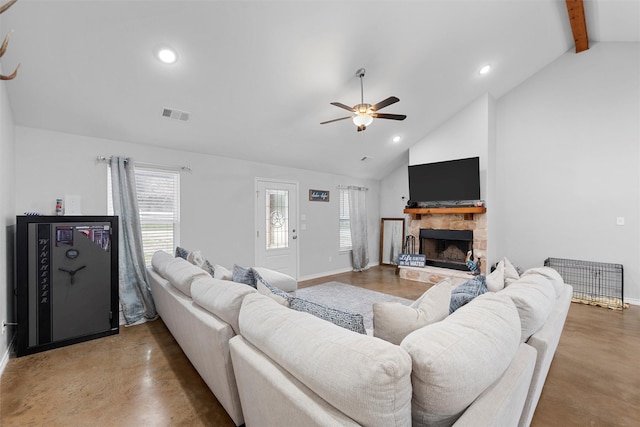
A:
<box><xmin>408</xmin><ymin>157</ymin><xmax>480</xmax><ymax>206</ymax></box>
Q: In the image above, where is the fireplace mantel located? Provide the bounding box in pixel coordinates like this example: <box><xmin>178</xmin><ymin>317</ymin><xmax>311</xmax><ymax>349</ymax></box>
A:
<box><xmin>404</xmin><ymin>207</ymin><xmax>486</xmax><ymax>220</ymax></box>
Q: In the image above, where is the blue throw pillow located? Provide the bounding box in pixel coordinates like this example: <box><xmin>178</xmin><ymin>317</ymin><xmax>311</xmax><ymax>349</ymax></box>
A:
<box><xmin>450</xmin><ymin>275</ymin><xmax>488</xmax><ymax>314</ymax></box>
<box><xmin>232</xmin><ymin>265</ymin><xmax>257</xmax><ymax>288</ymax></box>
<box><xmin>289</xmin><ymin>297</ymin><xmax>366</xmax><ymax>334</ymax></box>
<box><xmin>175</xmin><ymin>246</ymin><xmax>190</xmax><ymax>260</ymax></box>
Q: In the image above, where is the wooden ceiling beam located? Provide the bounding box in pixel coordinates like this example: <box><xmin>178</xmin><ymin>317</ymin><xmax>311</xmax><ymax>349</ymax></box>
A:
<box><xmin>566</xmin><ymin>0</ymin><xmax>589</xmax><ymax>53</ymax></box>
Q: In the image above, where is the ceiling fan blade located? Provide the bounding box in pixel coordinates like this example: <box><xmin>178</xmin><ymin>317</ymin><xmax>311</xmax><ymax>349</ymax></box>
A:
<box><xmin>330</xmin><ymin>102</ymin><xmax>356</xmax><ymax>112</ymax></box>
<box><xmin>371</xmin><ymin>96</ymin><xmax>399</xmax><ymax>111</ymax></box>
<box><xmin>320</xmin><ymin>116</ymin><xmax>352</xmax><ymax>125</ymax></box>
<box><xmin>371</xmin><ymin>112</ymin><xmax>407</xmax><ymax>121</ymax></box>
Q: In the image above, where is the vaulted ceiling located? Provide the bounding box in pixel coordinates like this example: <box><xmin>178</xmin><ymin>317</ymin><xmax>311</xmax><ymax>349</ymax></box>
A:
<box><xmin>1</xmin><ymin>0</ymin><xmax>638</xmax><ymax>179</ymax></box>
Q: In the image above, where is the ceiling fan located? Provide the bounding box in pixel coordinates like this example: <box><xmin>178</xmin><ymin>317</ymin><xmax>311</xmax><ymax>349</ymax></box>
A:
<box><xmin>321</xmin><ymin>68</ymin><xmax>406</xmax><ymax>132</ymax></box>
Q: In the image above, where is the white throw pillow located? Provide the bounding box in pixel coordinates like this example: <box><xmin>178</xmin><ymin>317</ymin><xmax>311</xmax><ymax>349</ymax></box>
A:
<box><xmin>213</xmin><ymin>264</ymin><xmax>232</xmax><ymax>280</ymax></box>
<box><xmin>503</xmin><ymin>257</ymin><xmax>520</xmax><ymax>286</ymax></box>
<box><xmin>486</xmin><ymin>259</ymin><xmax>505</xmax><ymax>292</ymax></box>
<box><xmin>373</xmin><ymin>279</ymin><xmax>451</xmax><ymax>345</ymax></box>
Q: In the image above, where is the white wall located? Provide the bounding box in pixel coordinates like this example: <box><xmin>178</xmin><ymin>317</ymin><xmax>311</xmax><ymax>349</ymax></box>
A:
<box><xmin>379</xmin><ymin>151</ymin><xmax>410</xmax><ymax>218</ymax></box>
<box><xmin>496</xmin><ymin>42</ymin><xmax>640</xmax><ymax>303</ymax></box>
<box><xmin>13</xmin><ymin>127</ymin><xmax>381</xmax><ymax>280</ymax></box>
<box><xmin>0</xmin><ymin>63</ymin><xmax>16</xmax><ymax>371</ymax></box>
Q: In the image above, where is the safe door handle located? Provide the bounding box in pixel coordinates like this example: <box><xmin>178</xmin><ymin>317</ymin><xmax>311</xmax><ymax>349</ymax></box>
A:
<box><xmin>58</xmin><ymin>265</ymin><xmax>87</xmax><ymax>285</ymax></box>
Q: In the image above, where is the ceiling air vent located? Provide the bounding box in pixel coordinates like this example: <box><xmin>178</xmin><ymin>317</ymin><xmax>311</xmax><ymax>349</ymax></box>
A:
<box><xmin>161</xmin><ymin>107</ymin><xmax>190</xmax><ymax>122</ymax></box>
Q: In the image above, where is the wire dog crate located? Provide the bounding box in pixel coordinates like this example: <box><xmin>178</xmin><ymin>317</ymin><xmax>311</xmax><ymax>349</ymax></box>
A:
<box><xmin>544</xmin><ymin>258</ymin><xmax>625</xmax><ymax>310</ymax></box>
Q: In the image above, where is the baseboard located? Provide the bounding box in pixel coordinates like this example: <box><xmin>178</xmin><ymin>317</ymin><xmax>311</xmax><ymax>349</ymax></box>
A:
<box><xmin>0</xmin><ymin>337</ymin><xmax>15</xmax><ymax>379</ymax></box>
<box><xmin>624</xmin><ymin>297</ymin><xmax>639</xmax><ymax>306</ymax></box>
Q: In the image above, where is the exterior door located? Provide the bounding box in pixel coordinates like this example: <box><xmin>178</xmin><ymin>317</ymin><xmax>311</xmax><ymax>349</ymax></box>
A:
<box><xmin>255</xmin><ymin>180</ymin><xmax>298</xmax><ymax>278</ymax></box>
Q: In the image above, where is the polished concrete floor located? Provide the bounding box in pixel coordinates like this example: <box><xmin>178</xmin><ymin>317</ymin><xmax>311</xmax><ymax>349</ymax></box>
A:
<box><xmin>1</xmin><ymin>266</ymin><xmax>639</xmax><ymax>426</ymax></box>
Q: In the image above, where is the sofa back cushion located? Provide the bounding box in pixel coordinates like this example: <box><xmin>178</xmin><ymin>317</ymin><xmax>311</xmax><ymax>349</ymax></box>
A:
<box><xmin>191</xmin><ymin>276</ymin><xmax>256</xmax><ymax>334</ymax></box>
<box><xmin>499</xmin><ymin>272</ymin><xmax>556</xmax><ymax>341</ymax></box>
<box><xmin>151</xmin><ymin>250</ymin><xmax>175</xmax><ymax>277</ymax></box>
<box><xmin>401</xmin><ymin>293</ymin><xmax>521</xmax><ymax>427</ymax></box>
<box><xmin>522</xmin><ymin>267</ymin><xmax>565</xmax><ymax>298</ymax></box>
<box><xmin>162</xmin><ymin>257</ymin><xmax>210</xmax><ymax>297</ymax></box>
<box><xmin>239</xmin><ymin>293</ymin><xmax>413</xmax><ymax>426</ymax></box>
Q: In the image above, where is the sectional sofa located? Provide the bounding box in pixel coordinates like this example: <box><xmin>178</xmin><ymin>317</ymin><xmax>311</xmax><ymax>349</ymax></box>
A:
<box><xmin>147</xmin><ymin>249</ymin><xmax>572</xmax><ymax>426</ymax></box>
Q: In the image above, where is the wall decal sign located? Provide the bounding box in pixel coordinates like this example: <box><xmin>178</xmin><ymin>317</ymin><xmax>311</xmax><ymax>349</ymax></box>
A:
<box><xmin>309</xmin><ymin>189</ymin><xmax>330</xmax><ymax>202</ymax></box>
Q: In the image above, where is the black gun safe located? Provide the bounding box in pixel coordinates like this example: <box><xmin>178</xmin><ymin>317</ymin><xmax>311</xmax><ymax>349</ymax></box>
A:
<box><xmin>16</xmin><ymin>216</ymin><xmax>119</xmax><ymax>356</ymax></box>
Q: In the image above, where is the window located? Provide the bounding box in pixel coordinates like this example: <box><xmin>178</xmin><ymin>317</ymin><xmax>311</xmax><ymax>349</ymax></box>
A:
<box><xmin>339</xmin><ymin>189</ymin><xmax>352</xmax><ymax>251</ymax></box>
<box><xmin>265</xmin><ymin>188</ymin><xmax>289</xmax><ymax>250</ymax></box>
<box><xmin>108</xmin><ymin>167</ymin><xmax>180</xmax><ymax>265</ymax></box>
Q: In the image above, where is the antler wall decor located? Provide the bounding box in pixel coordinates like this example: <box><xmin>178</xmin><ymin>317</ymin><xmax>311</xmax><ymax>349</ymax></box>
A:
<box><xmin>0</xmin><ymin>0</ymin><xmax>19</xmax><ymax>81</ymax></box>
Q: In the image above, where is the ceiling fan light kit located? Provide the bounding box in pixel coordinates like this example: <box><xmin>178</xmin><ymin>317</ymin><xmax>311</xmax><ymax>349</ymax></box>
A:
<box><xmin>321</xmin><ymin>67</ymin><xmax>406</xmax><ymax>132</ymax></box>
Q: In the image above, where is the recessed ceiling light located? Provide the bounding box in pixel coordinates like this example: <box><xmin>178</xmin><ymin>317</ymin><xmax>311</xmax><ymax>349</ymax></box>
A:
<box><xmin>392</xmin><ymin>135</ymin><xmax>401</xmax><ymax>143</ymax></box>
<box><xmin>479</xmin><ymin>64</ymin><xmax>491</xmax><ymax>75</ymax></box>
<box><xmin>157</xmin><ymin>47</ymin><xmax>177</xmax><ymax>64</ymax></box>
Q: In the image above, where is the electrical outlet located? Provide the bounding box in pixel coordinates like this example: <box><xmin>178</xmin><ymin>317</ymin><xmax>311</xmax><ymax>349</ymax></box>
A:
<box><xmin>328</xmin><ymin>256</ymin><xmax>332</xmax><ymax>263</ymax></box>
<box><xmin>616</xmin><ymin>217</ymin><xmax>625</xmax><ymax>226</ymax></box>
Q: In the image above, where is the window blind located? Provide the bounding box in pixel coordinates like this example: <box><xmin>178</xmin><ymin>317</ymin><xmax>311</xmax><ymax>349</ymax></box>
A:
<box><xmin>108</xmin><ymin>167</ymin><xmax>180</xmax><ymax>264</ymax></box>
<box><xmin>339</xmin><ymin>189</ymin><xmax>352</xmax><ymax>250</ymax></box>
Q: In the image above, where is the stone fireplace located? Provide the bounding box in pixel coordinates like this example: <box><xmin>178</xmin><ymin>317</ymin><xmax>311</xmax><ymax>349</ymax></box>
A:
<box><xmin>420</xmin><ymin>229</ymin><xmax>473</xmax><ymax>271</ymax></box>
<box><xmin>400</xmin><ymin>208</ymin><xmax>487</xmax><ymax>284</ymax></box>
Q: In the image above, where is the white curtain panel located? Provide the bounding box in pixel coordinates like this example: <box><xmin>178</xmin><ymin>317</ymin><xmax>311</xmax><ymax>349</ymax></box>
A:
<box><xmin>110</xmin><ymin>156</ymin><xmax>157</xmax><ymax>325</ymax></box>
<box><xmin>348</xmin><ymin>187</ymin><xmax>369</xmax><ymax>271</ymax></box>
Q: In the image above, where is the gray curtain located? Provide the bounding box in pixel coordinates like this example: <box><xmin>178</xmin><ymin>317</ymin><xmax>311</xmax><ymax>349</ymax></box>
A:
<box><xmin>348</xmin><ymin>187</ymin><xmax>369</xmax><ymax>271</ymax></box>
<box><xmin>110</xmin><ymin>157</ymin><xmax>157</xmax><ymax>325</ymax></box>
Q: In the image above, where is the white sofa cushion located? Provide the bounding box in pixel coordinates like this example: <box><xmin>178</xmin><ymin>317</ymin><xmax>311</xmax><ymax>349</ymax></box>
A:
<box><xmin>499</xmin><ymin>273</ymin><xmax>556</xmax><ymax>341</ymax></box>
<box><xmin>238</xmin><ymin>293</ymin><xmax>413</xmax><ymax>427</ymax></box>
<box><xmin>151</xmin><ymin>250</ymin><xmax>175</xmax><ymax>277</ymax></box>
<box><xmin>522</xmin><ymin>266</ymin><xmax>565</xmax><ymax>298</ymax></box>
<box><xmin>213</xmin><ymin>264</ymin><xmax>233</xmax><ymax>280</ymax></box>
<box><xmin>373</xmin><ymin>279</ymin><xmax>451</xmax><ymax>345</ymax></box>
<box><xmin>252</xmin><ymin>266</ymin><xmax>297</xmax><ymax>292</ymax></box>
<box><xmin>191</xmin><ymin>276</ymin><xmax>256</xmax><ymax>334</ymax></box>
<box><xmin>503</xmin><ymin>257</ymin><xmax>521</xmax><ymax>286</ymax></box>
<box><xmin>486</xmin><ymin>259</ymin><xmax>505</xmax><ymax>292</ymax></box>
<box><xmin>401</xmin><ymin>292</ymin><xmax>521</xmax><ymax>427</ymax></box>
<box><xmin>163</xmin><ymin>257</ymin><xmax>210</xmax><ymax>297</ymax></box>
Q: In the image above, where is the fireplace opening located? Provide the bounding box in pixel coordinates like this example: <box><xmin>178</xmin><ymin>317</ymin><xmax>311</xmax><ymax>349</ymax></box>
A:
<box><xmin>419</xmin><ymin>229</ymin><xmax>473</xmax><ymax>271</ymax></box>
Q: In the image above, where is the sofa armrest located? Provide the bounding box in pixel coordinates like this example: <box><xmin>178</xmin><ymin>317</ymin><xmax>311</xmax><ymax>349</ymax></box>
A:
<box><xmin>518</xmin><ymin>284</ymin><xmax>573</xmax><ymax>427</ymax></box>
<box><xmin>454</xmin><ymin>343</ymin><xmax>536</xmax><ymax>427</ymax></box>
<box><xmin>230</xmin><ymin>335</ymin><xmax>361</xmax><ymax>427</ymax></box>
<box><xmin>252</xmin><ymin>266</ymin><xmax>297</xmax><ymax>292</ymax></box>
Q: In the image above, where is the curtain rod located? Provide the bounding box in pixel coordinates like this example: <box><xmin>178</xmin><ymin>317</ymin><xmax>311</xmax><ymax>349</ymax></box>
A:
<box><xmin>96</xmin><ymin>156</ymin><xmax>192</xmax><ymax>172</ymax></box>
<box><xmin>338</xmin><ymin>185</ymin><xmax>368</xmax><ymax>191</ymax></box>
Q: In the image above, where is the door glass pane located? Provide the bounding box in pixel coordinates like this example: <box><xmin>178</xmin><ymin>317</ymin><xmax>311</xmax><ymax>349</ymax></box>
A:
<box><xmin>266</xmin><ymin>189</ymin><xmax>289</xmax><ymax>249</ymax></box>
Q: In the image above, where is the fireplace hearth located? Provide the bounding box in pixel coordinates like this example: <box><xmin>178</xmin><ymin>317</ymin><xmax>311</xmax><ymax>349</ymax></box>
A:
<box><xmin>419</xmin><ymin>229</ymin><xmax>473</xmax><ymax>271</ymax></box>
